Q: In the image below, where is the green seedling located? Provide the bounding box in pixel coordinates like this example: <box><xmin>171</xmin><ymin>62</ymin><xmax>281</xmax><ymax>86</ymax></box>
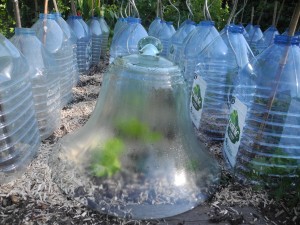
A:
<box><xmin>244</xmin><ymin>148</ymin><xmax>300</xmax><ymax>204</ymax></box>
<box><xmin>90</xmin><ymin>138</ymin><xmax>124</xmax><ymax>177</ymax></box>
<box><xmin>115</xmin><ymin>117</ymin><xmax>162</xmax><ymax>143</ymax></box>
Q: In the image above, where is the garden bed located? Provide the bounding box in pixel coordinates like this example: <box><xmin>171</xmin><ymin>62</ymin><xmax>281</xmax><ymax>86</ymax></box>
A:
<box><xmin>0</xmin><ymin>54</ymin><xmax>299</xmax><ymax>225</ymax></box>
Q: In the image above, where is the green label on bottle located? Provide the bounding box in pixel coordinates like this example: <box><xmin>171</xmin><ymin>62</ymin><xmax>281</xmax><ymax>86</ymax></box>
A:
<box><xmin>192</xmin><ymin>84</ymin><xmax>202</xmax><ymax>110</ymax></box>
<box><xmin>228</xmin><ymin>110</ymin><xmax>240</xmax><ymax>143</ymax></box>
<box><xmin>190</xmin><ymin>75</ymin><xmax>207</xmax><ymax>129</ymax></box>
<box><xmin>224</xmin><ymin>97</ymin><xmax>247</xmax><ymax>167</ymax></box>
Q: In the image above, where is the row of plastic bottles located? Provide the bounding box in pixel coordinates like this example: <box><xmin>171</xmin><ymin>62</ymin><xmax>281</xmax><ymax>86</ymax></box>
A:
<box><xmin>148</xmin><ymin>16</ymin><xmax>299</xmax><ymax>187</ymax></box>
<box><xmin>0</xmin><ymin>13</ymin><xmax>110</xmax><ymax>184</ymax></box>
<box><xmin>108</xmin><ymin>15</ymin><xmax>299</xmax><ymax>190</ymax></box>
<box><xmin>244</xmin><ymin>23</ymin><xmax>279</xmax><ymax>55</ymax></box>
<box><xmin>179</xmin><ymin>20</ymin><xmax>300</xmax><ymax>186</ymax></box>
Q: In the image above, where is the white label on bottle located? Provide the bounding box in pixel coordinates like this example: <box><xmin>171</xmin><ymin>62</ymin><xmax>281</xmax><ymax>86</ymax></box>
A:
<box><xmin>190</xmin><ymin>74</ymin><xmax>207</xmax><ymax>129</ymax></box>
<box><xmin>223</xmin><ymin>96</ymin><xmax>247</xmax><ymax>167</ymax></box>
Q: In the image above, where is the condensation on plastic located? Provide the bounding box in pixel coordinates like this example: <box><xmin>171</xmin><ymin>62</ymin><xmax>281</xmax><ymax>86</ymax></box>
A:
<box><xmin>180</xmin><ymin>20</ymin><xmax>219</xmax><ymax>91</ymax></box>
<box><xmin>98</xmin><ymin>17</ymin><xmax>110</xmax><ymax>58</ymax></box>
<box><xmin>255</xmin><ymin>26</ymin><xmax>279</xmax><ymax>55</ymax></box>
<box><xmin>53</xmin><ymin>12</ymin><xmax>80</xmax><ymax>86</ymax></box>
<box><xmin>109</xmin><ymin>17</ymin><xmax>148</xmax><ymax>64</ymax></box>
<box><xmin>11</xmin><ymin>28</ymin><xmax>61</xmax><ymax>140</ymax></box>
<box><xmin>168</xmin><ymin>19</ymin><xmax>196</xmax><ymax>64</ymax></box>
<box><xmin>49</xmin><ymin>36</ymin><xmax>220</xmax><ymax>220</ymax></box>
<box><xmin>67</xmin><ymin>16</ymin><xmax>91</xmax><ymax>74</ymax></box>
<box><xmin>32</xmin><ymin>13</ymin><xmax>73</xmax><ymax>107</ymax></box>
<box><xmin>0</xmin><ymin>33</ymin><xmax>40</xmax><ymax>184</ymax></box>
<box><xmin>87</xmin><ymin>17</ymin><xmax>103</xmax><ymax>65</ymax></box>
<box><xmin>226</xmin><ymin>35</ymin><xmax>300</xmax><ymax>185</ymax></box>
<box><xmin>195</xmin><ymin>24</ymin><xmax>254</xmax><ymax>143</ymax></box>
<box><xmin>157</xmin><ymin>21</ymin><xmax>176</xmax><ymax>57</ymax></box>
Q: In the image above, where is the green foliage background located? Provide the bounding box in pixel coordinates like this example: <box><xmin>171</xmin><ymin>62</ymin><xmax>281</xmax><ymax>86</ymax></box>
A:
<box><xmin>0</xmin><ymin>0</ymin><xmax>296</xmax><ymax>38</ymax></box>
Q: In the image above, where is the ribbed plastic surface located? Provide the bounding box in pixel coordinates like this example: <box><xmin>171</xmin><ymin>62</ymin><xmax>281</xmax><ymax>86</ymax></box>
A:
<box><xmin>168</xmin><ymin>19</ymin><xmax>196</xmax><ymax>64</ymax></box>
<box><xmin>88</xmin><ymin>17</ymin><xmax>103</xmax><ymax>65</ymax></box>
<box><xmin>32</xmin><ymin>13</ymin><xmax>73</xmax><ymax>107</ymax></box>
<box><xmin>225</xmin><ymin>35</ymin><xmax>300</xmax><ymax>185</ymax></box>
<box><xmin>53</xmin><ymin>12</ymin><xmax>80</xmax><ymax>86</ymax></box>
<box><xmin>157</xmin><ymin>21</ymin><xmax>176</xmax><ymax>57</ymax></box>
<box><xmin>0</xmin><ymin>34</ymin><xmax>40</xmax><ymax>184</ymax></box>
<box><xmin>11</xmin><ymin>28</ymin><xmax>61</xmax><ymax>140</ymax></box>
<box><xmin>192</xmin><ymin>24</ymin><xmax>254</xmax><ymax>143</ymax></box>
<box><xmin>67</xmin><ymin>16</ymin><xmax>91</xmax><ymax>74</ymax></box>
<box><xmin>180</xmin><ymin>21</ymin><xmax>219</xmax><ymax>91</ymax></box>
<box><xmin>255</xmin><ymin>26</ymin><xmax>279</xmax><ymax>55</ymax></box>
<box><xmin>99</xmin><ymin>17</ymin><xmax>110</xmax><ymax>58</ymax></box>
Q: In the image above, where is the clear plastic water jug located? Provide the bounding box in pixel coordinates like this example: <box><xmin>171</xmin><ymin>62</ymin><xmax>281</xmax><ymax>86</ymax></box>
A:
<box><xmin>190</xmin><ymin>24</ymin><xmax>254</xmax><ymax>144</ymax></box>
<box><xmin>255</xmin><ymin>25</ymin><xmax>279</xmax><ymax>55</ymax></box>
<box><xmin>222</xmin><ymin>35</ymin><xmax>300</xmax><ymax>187</ymax></box>
<box><xmin>110</xmin><ymin>17</ymin><xmax>129</xmax><ymax>50</ymax></box>
<box><xmin>77</xmin><ymin>16</ymin><xmax>92</xmax><ymax>69</ymax></box>
<box><xmin>168</xmin><ymin>19</ymin><xmax>196</xmax><ymax>64</ymax></box>
<box><xmin>151</xmin><ymin>19</ymin><xmax>165</xmax><ymax>38</ymax></box>
<box><xmin>114</xmin><ymin>17</ymin><xmax>127</xmax><ymax>36</ymax></box>
<box><xmin>109</xmin><ymin>17</ymin><xmax>148</xmax><ymax>64</ymax></box>
<box><xmin>32</xmin><ymin>13</ymin><xmax>73</xmax><ymax>107</ymax></box>
<box><xmin>53</xmin><ymin>12</ymin><xmax>80</xmax><ymax>86</ymax></box>
<box><xmin>98</xmin><ymin>17</ymin><xmax>110</xmax><ymax>59</ymax></box>
<box><xmin>49</xmin><ymin>36</ymin><xmax>220</xmax><ymax>219</ymax></box>
<box><xmin>180</xmin><ymin>20</ymin><xmax>219</xmax><ymax>91</ymax></box>
<box><xmin>157</xmin><ymin>21</ymin><xmax>176</xmax><ymax>57</ymax></box>
<box><xmin>245</xmin><ymin>23</ymin><xmax>253</xmax><ymax>33</ymax></box>
<box><xmin>11</xmin><ymin>28</ymin><xmax>61</xmax><ymax>140</ymax></box>
<box><xmin>87</xmin><ymin>17</ymin><xmax>103</xmax><ymax>65</ymax></box>
<box><xmin>248</xmin><ymin>25</ymin><xmax>263</xmax><ymax>52</ymax></box>
<box><xmin>0</xmin><ymin>33</ymin><xmax>40</xmax><ymax>184</ymax></box>
<box><xmin>67</xmin><ymin>16</ymin><xmax>90</xmax><ymax>74</ymax></box>
<box><xmin>148</xmin><ymin>17</ymin><xmax>161</xmax><ymax>36</ymax></box>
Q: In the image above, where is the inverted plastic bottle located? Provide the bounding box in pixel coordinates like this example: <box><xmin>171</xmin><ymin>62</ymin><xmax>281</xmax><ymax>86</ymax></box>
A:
<box><xmin>148</xmin><ymin>17</ymin><xmax>161</xmax><ymax>36</ymax></box>
<box><xmin>222</xmin><ymin>35</ymin><xmax>300</xmax><ymax>186</ymax></box>
<box><xmin>67</xmin><ymin>16</ymin><xmax>90</xmax><ymax>74</ymax></box>
<box><xmin>32</xmin><ymin>13</ymin><xmax>73</xmax><ymax>107</ymax></box>
<box><xmin>114</xmin><ymin>17</ymin><xmax>127</xmax><ymax>36</ymax></box>
<box><xmin>190</xmin><ymin>24</ymin><xmax>254</xmax><ymax>144</ymax></box>
<box><xmin>180</xmin><ymin>20</ymin><xmax>219</xmax><ymax>91</ymax></box>
<box><xmin>53</xmin><ymin>12</ymin><xmax>80</xmax><ymax>86</ymax></box>
<box><xmin>87</xmin><ymin>17</ymin><xmax>103</xmax><ymax>65</ymax></box>
<box><xmin>98</xmin><ymin>17</ymin><xmax>110</xmax><ymax>58</ymax></box>
<box><xmin>168</xmin><ymin>19</ymin><xmax>196</xmax><ymax>64</ymax></box>
<box><xmin>255</xmin><ymin>25</ymin><xmax>279</xmax><ymax>55</ymax></box>
<box><xmin>109</xmin><ymin>17</ymin><xmax>148</xmax><ymax>64</ymax></box>
<box><xmin>248</xmin><ymin>25</ymin><xmax>263</xmax><ymax>52</ymax></box>
<box><xmin>11</xmin><ymin>28</ymin><xmax>61</xmax><ymax>140</ymax></box>
<box><xmin>77</xmin><ymin>16</ymin><xmax>92</xmax><ymax>70</ymax></box>
<box><xmin>245</xmin><ymin>23</ymin><xmax>253</xmax><ymax>33</ymax></box>
<box><xmin>0</xmin><ymin>33</ymin><xmax>40</xmax><ymax>184</ymax></box>
<box><xmin>49</xmin><ymin>36</ymin><xmax>220</xmax><ymax>219</ymax></box>
<box><xmin>150</xmin><ymin>19</ymin><xmax>165</xmax><ymax>38</ymax></box>
<box><xmin>157</xmin><ymin>21</ymin><xmax>176</xmax><ymax>57</ymax></box>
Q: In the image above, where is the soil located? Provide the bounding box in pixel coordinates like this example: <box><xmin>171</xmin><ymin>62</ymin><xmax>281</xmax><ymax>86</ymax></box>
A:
<box><xmin>0</xmin><ymin>53</ymin><xmax>299</xmax><ymax>225</ymax></box>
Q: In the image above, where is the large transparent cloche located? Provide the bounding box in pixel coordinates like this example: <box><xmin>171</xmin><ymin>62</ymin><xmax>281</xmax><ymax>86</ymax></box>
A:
<box><xmin>50</xmin><ymin>37</ymin><xmax>220</xmax><ymax>219</ymax></box>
